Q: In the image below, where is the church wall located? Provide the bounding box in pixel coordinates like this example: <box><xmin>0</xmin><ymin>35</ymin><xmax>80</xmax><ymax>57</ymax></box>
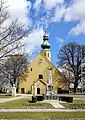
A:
<box><xmin>19</xmin><ymin>53</ymin><xmax>51</xmax><ymax>93</ymax></box>
<box><xmin>52</xmin><ymin>68</ymin><xmax>69</xmax><ymax>92</ymax></box>
<box><xmin>19</xmin><ymin>51</ymin><xmax>69</xmax><ymax>94</ymax></box>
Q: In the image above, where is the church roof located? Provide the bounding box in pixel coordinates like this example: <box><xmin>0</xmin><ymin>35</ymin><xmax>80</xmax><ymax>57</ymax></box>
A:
<box><xmin>40</xmin><ymin>51</ymin><xmax>68</xmax><ymax>82</ymax></box>
<box><xmin>34</xmin><ymin>79</ymin><xmax>47</xmax><ymax>86</ymax></box>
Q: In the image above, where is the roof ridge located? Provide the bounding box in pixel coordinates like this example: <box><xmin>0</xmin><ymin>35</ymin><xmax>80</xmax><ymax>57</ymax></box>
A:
<box><xmin>34</xmin><ymin>79</ymin><xmax>47</xmax><ymax>86</ymax></box>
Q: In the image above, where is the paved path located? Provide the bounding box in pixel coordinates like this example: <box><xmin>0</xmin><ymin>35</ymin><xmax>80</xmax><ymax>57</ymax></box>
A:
<box><xmin>0</xmin><ymin>97</ymin><xmax>65</xmax><ymax>108</ymax></box>
<box><xmin>0</xmin><ymin>94</ymin><xmax>65</xmax><ymax>108</ymax></box>
<box><xmin>1</xmin><ymin>94</ymin><xmax>85</xmax><ymax>109</ymax></box>
<box><xmin>0</xmin><ymin>94</ymin><xmax>31</xmax><ymax>103</ymax></box>
<box><xmin>41</xmin><ymin>100</ymin><xmax>65</xmax><ymax>108</ymax></box>
<box><xmin>0</xmin><ymin>108</ymin><xmax>85</xmax><ymax>112</ymax></box>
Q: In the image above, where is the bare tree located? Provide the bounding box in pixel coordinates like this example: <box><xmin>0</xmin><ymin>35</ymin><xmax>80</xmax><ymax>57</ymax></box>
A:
<box><xmin>61</xmin><ymin>66</ymin><xmax>75</xmax><ymax>88</ymax></box>
<box><xmin>0</xmin><ymin>0</ymin><xmax>29</xmax><ymax>61</ymax></box>
<box><xmin>0</xmin><ymin>0</ymin><xmax>31</xmax><ymax>91</ymax></box>
<box><xmin>58</xmin><ymin>42</ymin><xmax>85</xmax><ymax>93</ymax></box>
<box><xmin>1</xmin><ymin>54</ymin><xmax>29</xmax><ymax>91</ymax></box>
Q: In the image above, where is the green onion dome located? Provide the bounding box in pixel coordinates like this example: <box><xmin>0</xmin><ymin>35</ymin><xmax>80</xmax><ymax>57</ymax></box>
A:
<box><xmin>41</xmin><ymin>32</ymin><xmax>50</xmax><ymax>50</ymax></box>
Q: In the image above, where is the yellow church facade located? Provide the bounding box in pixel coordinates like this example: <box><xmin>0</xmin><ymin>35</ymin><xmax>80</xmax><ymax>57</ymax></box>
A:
<box><xmin>19</xmin><ymin>32</ymin><xmax>68</xmax><ymax>95</ymax></box>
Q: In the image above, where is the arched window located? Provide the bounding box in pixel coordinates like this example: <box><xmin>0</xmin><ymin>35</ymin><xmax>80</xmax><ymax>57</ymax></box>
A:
<box><xmin>31</xmin><ymin>68</ymin><xmax>32</xmax><ymax>71</ymax></box>
<box><xmin>44</xmin><ymin>53</ymin><xmax>46</xmax><ymax>56</ymax></box>
<box><xmin>48</xmin><ymin>53</ymin><xmax>49</xmax><ymax>57</ymax></box>
<box><xmin>38</xmin><ymin>74</ymin><xmax>43</xmax><ymax>79</ymax></box>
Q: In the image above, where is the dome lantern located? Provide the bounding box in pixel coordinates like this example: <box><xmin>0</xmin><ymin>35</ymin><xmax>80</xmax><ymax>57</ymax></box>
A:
<box><xmin>41</xmin><ymin>31</ymin><xmax>50</xmax><ymax>50</ymax></box>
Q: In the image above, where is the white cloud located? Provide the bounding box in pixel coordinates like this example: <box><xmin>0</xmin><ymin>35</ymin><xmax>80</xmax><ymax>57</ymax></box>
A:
<box><xmin>56</xmin><ymin>37</ymin><xmax>64</xmax><ymax>48</ymax></box>
<box><xmin>43</xmin><ymin>0</ymin><xmax>64</xmax><ymax>10</ymax></box>
<box><xmin>53</xmin><ymin>0</ymin><xmax>85</xmax><ymax>22</ymax></box>
<box><xmin>69</xmin><ymin>20</ymin><xmax>85</xmax><ymax>35</ymax></box>
<box><xmin>7</xmin><ymin>0</ymin><xmax>32</xmax><ymax>26</ymax></box>
<box><xmin>22</xmin><ymin>28</ymin><xmax>44</xmax><ymax>53</ymax></box>
<box><xmin>4</xmin><ymin>0</ymin><xmax>45</xmax><ymax>54</ymax></box>
<box><xmin>52</xmin><ymin>0</ymin><xmax>85</xmax><ymax>22</ymax></box>
<box><xmin>52</xmin><ymin>5</ymin><xmax>66</xmax><ymax>22</ymax></box>
<box><xmin>33</xmin><ymin>0</ymin><xmax>42</xmax><ymax>16</ymax></box>
<box><xmin>52</xmin><ymin>0</ymin><xmax>85</xmax><ymax>35</ymax></box>
<box><xmin>57</xmin><ymin>37</ymin><xmax>64</xmax><ymax>43</ymax></box>
<box><xmin>64</xmin><ymin>0</ymin><xmax>85</xmax><ymax>21</ymax></box>
<box><xmin>33</xmin><ymin>0</ymin><xmax>42</xmax><ymax>9</ymax></box>
<box><xmin>64</xmin><ymin>0</ymin><xmax>85</xmax><ymax>35</ymax></box>
<box><xmin>33</xmin><ymin>0</ymin><xmax>64</xmax><ymax>11</ymax></box>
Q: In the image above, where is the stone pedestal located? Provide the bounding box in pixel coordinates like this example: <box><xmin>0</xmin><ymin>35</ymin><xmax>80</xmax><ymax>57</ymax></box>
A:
<box><xmin>45</xmin><ymin>68</ymin><xmax>57</xmax><ymax>99</ymax></box>
<box><xmin>11</xmin><ymin>84</ymin><xmax>16</xmax><ymax>97</ymax></box>
<box><xmin>32</xmin><ymin>83</ymin><xmax>37</xmax><ymax>96</ymax></box>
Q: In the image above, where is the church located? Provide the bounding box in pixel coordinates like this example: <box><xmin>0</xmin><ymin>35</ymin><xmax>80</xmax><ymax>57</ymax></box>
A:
<box><xmin>19</xmin><ymin>32</ymin><xmax>69</xmax><ymax>95</ymax></box>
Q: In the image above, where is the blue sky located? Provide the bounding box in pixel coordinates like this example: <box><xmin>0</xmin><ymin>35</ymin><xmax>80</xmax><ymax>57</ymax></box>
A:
<box><xmin>7</xmin><ymin>0</ymin><xmax>85</xmax><ymax>67</ymax></box>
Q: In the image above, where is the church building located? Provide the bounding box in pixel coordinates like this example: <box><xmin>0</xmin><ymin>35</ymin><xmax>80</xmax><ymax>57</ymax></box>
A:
<box><xmin>19</xmin><ymin>32</ymin><xmax>69</xmax><ymax>95</ymax></box>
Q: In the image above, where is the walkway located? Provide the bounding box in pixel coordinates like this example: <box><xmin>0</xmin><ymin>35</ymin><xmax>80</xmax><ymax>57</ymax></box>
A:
<box><xmin>41</xmin><ymin>100</ymin><xmax>65</xmax><ymax>108</ymax></box>
<box><xmin>0</xmin><ymin>108</ymin><xmax>85</xmax><ymax>112</ymax></box>
<box><xmin>0</xmin><ymin>94</ymin><xmax>31</xmax><ymax>103</ymax></box>
<box><xmin>1</xmin><ymin>94</ymin><xmax>85</xmax><ymax>109</ymax></box>
<box><xmin>0</xmin><ymin>94</ymin><xmax>85</xmax><ymax>112</ymax></box>
<box><xmin>0</xmin><ymin>95</ymin><xmax>65</xmax><ymax>108</ymax></box>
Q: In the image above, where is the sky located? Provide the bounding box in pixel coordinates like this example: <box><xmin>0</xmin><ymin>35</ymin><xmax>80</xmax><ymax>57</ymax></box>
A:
<box><xmin>6</xmin><ymin>0</ymin><xmax>85</xmax><ymax>67</ymax></box>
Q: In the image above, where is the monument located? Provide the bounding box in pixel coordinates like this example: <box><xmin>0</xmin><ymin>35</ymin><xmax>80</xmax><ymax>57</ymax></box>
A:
<box><xmin>11</xmin><ymin>84</ymin><xmax>16</xmax><ymax>97</ymax></box>
<box><xmin>45</xmin><ymin>67</ymin><xmax>57</xmax><ymax>99</ymax></box>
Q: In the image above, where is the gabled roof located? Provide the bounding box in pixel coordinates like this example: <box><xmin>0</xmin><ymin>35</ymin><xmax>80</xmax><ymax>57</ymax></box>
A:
<box><xmin>40</xmin><ymin>51</ymin><xmax>63</xmax><ymax>74</ymax></box>
<box><xmin>40</xmin><ymin>50</ymin><xmax>68</xmax><ymax>82</ymax></box>
<box><xmin>29</xmin><ymin>50</ymin><xmax>67</xmax><ymax>82</ymax></box>
<box><xmin>34</xmin><ymin>79</ymin><xmax>47</xmax><ymax>86</ymax></box>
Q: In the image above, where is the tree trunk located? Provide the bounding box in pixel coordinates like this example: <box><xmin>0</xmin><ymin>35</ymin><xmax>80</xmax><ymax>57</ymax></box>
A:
<box><xmin>74</xmin><ymin>79</ymin><xmax>78</xmax><ymax>93</ymax></box>
<box><xmin>14</xmin><ymin>77</ymin><xmax>16</xmax><ymax>85</ymax></box>
<box><xmin>16</xmin><ymin>81</ymin><xmax>19</xmax><ymax>93</ymax></box>
<box><xmin>10</xmin><ymin>81</ymin><xmax>13</xmax><ymax>87</ymax></box>
<box><xmin>74</xmin><ymin>85</ymin><xmax>77</xmax><ymax>93</ymax></box>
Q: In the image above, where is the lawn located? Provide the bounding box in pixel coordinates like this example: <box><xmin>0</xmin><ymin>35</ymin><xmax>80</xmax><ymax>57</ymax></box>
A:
<box><xmin>0</xmin><ymin>95</ymin><xmax>12</xmax><ymax>98</ymax></box>
<box><xmin>0</xmin><ymin>98</ymin><xmax>53</xmax><ymax>109</ymax></box>
<box><xmin>60</xmin><ymin>100</ymin><xmax>85</xmax><ymax>109</ymax></box>
<box><xmin>0</xmin><ymin>95</ymin><xmax>21</xmax><ymax>98</ymax></box>
<box><xmin>0</xmin><ymin>112</ymin><xmax>85</xmax><ymax>119</ymax></box>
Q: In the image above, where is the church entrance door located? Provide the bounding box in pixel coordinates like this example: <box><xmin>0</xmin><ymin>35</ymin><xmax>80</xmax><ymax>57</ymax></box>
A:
<box><xmin>21</xmin><ymin>88</ymin><xmax>25</xmax><ymax>93</ymax></box>
<box><xmin>37</xmin><ymin>88</ymin><xmax>40</xmax><ymax>94</ymax></box>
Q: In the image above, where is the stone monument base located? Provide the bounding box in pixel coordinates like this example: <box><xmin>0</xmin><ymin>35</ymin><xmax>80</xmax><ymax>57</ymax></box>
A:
<box><xmin>11</xmin><ymin>84</ymin><xmax>16</xmax><ymax>97</ymax></box>
<box><xmin>45</xmin><ymin>90</ymin><xmax>57</xmax><ymax>100</ymax></box>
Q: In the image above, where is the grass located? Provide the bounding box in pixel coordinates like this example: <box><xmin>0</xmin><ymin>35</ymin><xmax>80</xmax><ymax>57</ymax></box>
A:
<box><xmin>61</xmin><ymin>100</ymin><xmax>85</xmax><ymax>109</ymax></box>
<box><xmin>0</xmin><ymin>98</ymin><xmax>53</xmax><ymax>109</ymax></box>
<box><xmin>0</xmin><ymin>95</ymin><xmax>12</xmax><ymax>98</ymax></box>
<box><xmin>0</xmin><ymin>112</ymin><xmax>85</xmax><ymax>119</ymax></box>
<box><xmin>0</xmin><ymin>95</ymin><xmax>21</xmax><ymax>98</ymax></box>
<box><xmin>73</xmin><ymin>100</ymin><xmax>85</xmax><ymax>104</ymax></box>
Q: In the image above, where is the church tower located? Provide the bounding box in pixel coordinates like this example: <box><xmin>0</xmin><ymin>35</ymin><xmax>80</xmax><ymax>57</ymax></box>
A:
<box><xmin>41</xmin><ymin>31</ymin><xmax>51</xmax><ymax>61</ymax></box>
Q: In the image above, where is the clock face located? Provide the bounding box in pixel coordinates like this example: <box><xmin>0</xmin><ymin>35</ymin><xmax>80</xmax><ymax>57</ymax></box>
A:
<box><xmin>39</xmin><ymin>59</ymin><xmax>42</xmax><ymax>64</ymax></box>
